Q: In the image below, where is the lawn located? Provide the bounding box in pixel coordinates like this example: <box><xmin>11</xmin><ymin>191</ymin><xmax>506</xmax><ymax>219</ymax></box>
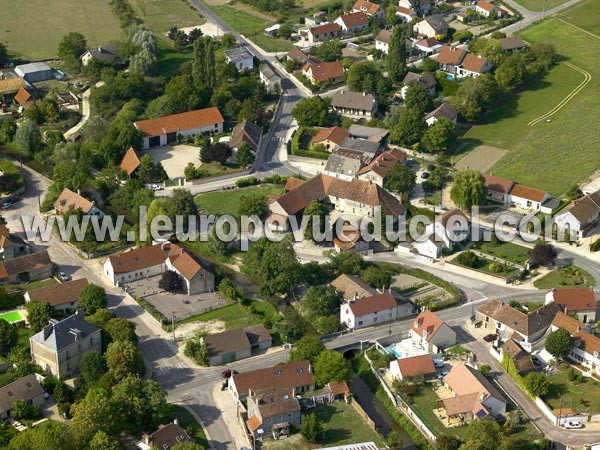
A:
<box><xmin>511</xmin><ymin>0</ymin><xmax>568</xmax><ymax>11</ymax></box>
<box><xmin>156</xmin><ymin>38</ymin><xmax>196</xmax><ymax>78</ymax></box>
<box><xmin>458</xmin><ymin>14</ymin><xmax>600</xmax><ymax>196</ymax></box>
<box><xmin>202</xmin><ymin>3</ymin><xmax>294</xmax><ymax>52</ymax></box>
<box><xmin>557</xmin><ymin>0</ymin><xmax>600</xmax><ymax>36</ymax></box>
<box><xmin>263</xmin><ymin>401</ymin><xmax>385</xmax><ymax>450</ymax></box>
<box><xmin>175</xmin><ymin>302</ymin><xmax>262</xmax><ymax>329</ymax></box>
<box><xmin>409</xmin><ymin>384</ymin><xmax>467</xmax><ymax>439</ymax></box>
<box><xmin>533</xmin><ymin>265</ymin><xmax>593</xmax><ymax>289</ymax></box>
<box><xmin>452</xmin><ymin>253</ymin><xmax>517</xmax><ymax>278</ymax></box>
<box><xmin>6</xmin><ymin>278</ymin><xmax>59</xmax><ymax>295</ymax></box>
<box><xmin>0</xmin><ymin>0</ymin><xmax>122</xmax><ymax>60</ymax></box>
<box><xmin>195</xmin><ymin>185</ymin><xmax>284</xmax><ymax>216</ymax></box>
<box><xmin>543</xmin><ymin>366</ymin><xmax>600</xmax><ymax>413</ymax></box>
<box><xmin>0</xmin><ymin>311</ymin><xmax>24</xmax><ymax>324</ymax></box>
<box><xmin>474</xmin><ymin>241</ymin><xmax>531</xmax><ymax>265</ymax></box>
<box><xmin>129</xmin><ymin>0</ymin><xmax>205</xmax><ymax>34</ymax></box>
<box><xmin>166</xmin><ymin>404</ymin><xmax>209</xmax><ymax>448</ymax></box>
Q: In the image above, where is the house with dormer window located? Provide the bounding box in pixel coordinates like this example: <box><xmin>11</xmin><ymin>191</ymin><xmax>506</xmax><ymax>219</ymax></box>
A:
<box><xmin>410</xmin><ymin>310</ymin><xmax>457</xmax><ymax>352</ymax></box>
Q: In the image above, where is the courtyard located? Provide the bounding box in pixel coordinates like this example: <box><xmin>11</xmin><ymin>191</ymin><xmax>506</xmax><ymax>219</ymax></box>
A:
<box><xmin>145</xmin><ymin>144</ymin><xmax>200</xmax><ymax>179</ymax></box>
<box><xmin>125</xmin><ymin>276</ymin><xmax>226</xmax><ymax>323</ymax></box>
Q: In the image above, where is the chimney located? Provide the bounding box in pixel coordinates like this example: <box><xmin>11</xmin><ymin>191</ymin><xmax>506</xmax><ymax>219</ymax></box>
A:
<box><xmin>363</xmin><ymin>92</ymin><xmax>366</xmax><ymax>96</ymax></box>
<box><xmin>173</xmin><ymin>418</ymin><xmax>179</xmax><ymax>426</ymax></box>
<box><xmin>142</xmin><ymin>433</ymin><xmax>151</xmax><ymax>445</ymax></box>
<box><xmin>77</xmin><ymin>189</ymin><xmax>81</xmax><ymax>196</ymax></box>
<box><xmin>43</xmin><ymin>324</ymin><xmax>53</xmax><ymax>341</ymax></box>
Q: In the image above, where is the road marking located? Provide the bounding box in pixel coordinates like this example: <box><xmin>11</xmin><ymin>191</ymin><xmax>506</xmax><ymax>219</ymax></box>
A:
<box><xmin>527</xmin><ymin>61</ymin><xmax>591</xmax><ymax>127</ymax></box>
<box><xmin>554</xmin><ymin>15</ymin><xmax>600</xmax><ymax>40</ymax></box>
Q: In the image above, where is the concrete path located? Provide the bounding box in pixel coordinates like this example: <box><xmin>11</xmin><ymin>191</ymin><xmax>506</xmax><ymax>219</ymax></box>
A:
<box><xmin>63</xmin><ymin>88</ymin><xmax>90</xmax><ymax>140</ymax></box>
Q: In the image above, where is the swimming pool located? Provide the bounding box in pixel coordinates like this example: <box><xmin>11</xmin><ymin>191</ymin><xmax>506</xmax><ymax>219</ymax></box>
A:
<box><xmin>0</xmin><ymin>310</ymin><xmax>24</xmax><ymax>323</ymax></box>
<box><xmin>386</xmin><ymin>344</ymin><xmax>404</xmax><ymax>359</ymax></box>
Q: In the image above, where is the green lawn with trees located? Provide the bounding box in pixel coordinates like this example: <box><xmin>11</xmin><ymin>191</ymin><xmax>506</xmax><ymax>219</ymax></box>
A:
<box><xmin>0</xmin><ymin>0</ymin><xmax>122</xmax><ymax>60</ymax></box>
<box><xmin>195</xmin><ymin>185</ymin><xmax>284</xmax><ymax>217</ymax></box>
<box><xmin>543</xmin><ymin>365</ymin><xmax>600</xmax><ymax>413</ymax></box>
<box><xmin>533</xmin><ymin>265</ymin><xmax>593</xmax><ymax>289</ymax></box>
<box><xmin>473</xmin><ymin>240</ymin><xmax>531</xmax><ymax>265</ymax></box>
<box><xmin>461</xmin><ymin>16</ymin><xmax>600</xmax><ymax>196</ymax></box>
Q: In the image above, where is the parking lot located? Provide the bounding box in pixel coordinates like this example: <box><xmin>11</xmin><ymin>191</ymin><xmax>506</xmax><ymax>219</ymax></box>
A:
<box><xmin>124</xmin><ymin>276</ymin><xmax>226</xmax><ymax>322</ymax></box>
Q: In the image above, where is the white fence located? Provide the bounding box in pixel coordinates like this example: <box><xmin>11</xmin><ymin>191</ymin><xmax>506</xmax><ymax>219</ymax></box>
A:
<box><xmin>534</xmin><ymin>397</ymin><xmax>588</xmax><ymax>426</ymax></box>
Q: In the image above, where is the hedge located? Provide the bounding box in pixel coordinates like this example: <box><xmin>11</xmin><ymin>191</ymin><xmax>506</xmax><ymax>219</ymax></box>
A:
<box><xmin>373</xmin><ymin>262</ymin><xmax>462</xmax><ymax>310</ymax></box>
<box><xmin>502</xmin><ymin>352</ymin><xmax>532</xmax><ymax>397</ymax></box>
<box><xmin>590</xmin><ymin>238</ymin><xmax>600</xmax><ymax>252</ymax></box>
<box><xmin>290</xmin><ymin>127</ymin><xmax>329</xmax><ymax>160</ymax></box>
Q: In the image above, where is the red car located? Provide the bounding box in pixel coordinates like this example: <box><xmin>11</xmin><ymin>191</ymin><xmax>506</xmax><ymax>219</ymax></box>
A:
<box><xmin>483</xmin><ymin>334</ymin><xmax>497</xmax><ymax>342</ymax></box>
<box><xmin>222</xmin><ymin>369</ymin><xmax>239</xmax><ymax>379</ymax></box>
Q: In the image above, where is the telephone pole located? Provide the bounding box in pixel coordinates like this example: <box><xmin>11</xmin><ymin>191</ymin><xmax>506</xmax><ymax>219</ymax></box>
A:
<box><xmin>171</xmin><ymin>311</ymin><xmax>176</xmax><ymax>341</ymax></box>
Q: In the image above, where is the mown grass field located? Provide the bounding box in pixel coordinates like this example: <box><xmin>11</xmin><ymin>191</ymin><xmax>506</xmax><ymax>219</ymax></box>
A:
<box><xmin>195</xmin><ymin>185</ymin><xmax>284</xmax><ymax>216</ymax></box>
<box><xmin>511</xmin><ymin>0</ymin><xmax>568</xmax><ymax>11</ymax></box>
<box><xmin>0</xmin><ymin>0</ymin><xmax>122</xmax><ymax>60</ymax></box>
<box><xmin>557</xmin><ymin>0</ymin><xmax>600</xmax><ymax>35</ymax></box>
<box><xmin>459</xmin><ymin>10</ymin><xmax>600</xmax><ymax>196</ymax></box>
<box><xmin>203</xmin><ymin>2</ymin><xmax>294</xmax><ymax>52</ymax></box>
<box><xmin>129</xmin><ymin>0</ymin><xmax>205</xmax><ymax>34</ymax></box>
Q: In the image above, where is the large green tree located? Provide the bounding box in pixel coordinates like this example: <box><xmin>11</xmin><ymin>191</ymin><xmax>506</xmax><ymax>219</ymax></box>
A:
<box><xmin>346</xmin><ymin>61</ymin><xmax>380</xmax><ymax>94</ymax></box>
<box><xmin>14</xmin><ymin>119</ymin><xmax>43</xmax><ymax>158</ymax></box>
<box><xmin>79</xmin><ymin>351</ymin><xmax>108</xmax><ymax>385</ymax></box>
<box><xmin>238</xmin><ymin>194</ymin><xmax>268</xmax><ymax>217</ymax></box>
<box><xmin>404</xmin><ymin>82</ymin><xmax>432</xmax><ymax>114</ymax></box>
<box><xmin>384</xmin><ymin>162</ymin><xmax>416</xmax><ymax>195</ymax></box>
<box><xmin>25</xmin><ymin>301</ymin><xmax>55</xmax><ymax>333</ymax></box>
<box><xmin>313</xmin><ymin>349</ymin><xmax>352</xmax><ymax>386</ymax></box>
<box><xmin>387</xmin><ymin>25</ymin><xmax>408</xmax><ymax>83</ymax></box>
<box><xmin>70</xmin><ymin>387</ymin><xmax>117</xmax><ymax>441</ymax></box>
<box><xmin>303</xmin><ymin>200</ymin><xmax>328</xmax><ymax>242</ymax></box>
<box><xmin>450</xmin><ymin>169</ymin><xmax>486</xmax><ymax>209</ymax></box>
<box><xmin>105</xmin><ymin>340</ymin><xmax>144</xmax><ymax>382</ymax></box>
<box><xmin>462</xmin><ymin>418</ymin><xmax>503</xmax><ymax>450</ymax></box>
<box><xmin>88</xmin><ymin>431</ymin><xmax>120</xmax><ymax>450</ymax></box>
<box><xmin>422</xmin><ymin>117</ymin><xmax>457</xmax><ymax>153</ymax></box>
<box><xmin>0</xmin><ymin>319</ymin><xmax>17</xmax><ymax>357</ymax></box>
<box><xmin>545</xmin><ymin>327</ymin><xmax>573</xmax><ymax>360</ymax></box>
<box><xmin>235</xmin><ymin>141</ymin><xmax>255</xmax><ymax>169</ymax></box>
<box><xmin>302</xmin><ymin>285</ymin><xmax>340</xmax><ymax>320</ymax></box>
<box><xmin>57</xmin><ymin>32</ymin><xmax>87</xmax><ymax>69</ymax></box>
<box><xmin>391</xmin><ymin>108</ymin><xmax>427</xmax><ymax>146</ymax></box>
<box><xmin>79</xmin><ymin>284</ymin><xmax>108</xmax><ymax>315</ymax></box>
<box><xmin>312</xmin><ymin>39</ymin><xmax>342</xmax><ymax>62</ymax></box>
<box><xmin>301</xmin><ymin>413</ymin><xmax>323</xmax><ymax>443</ymax></box>
<box><xmin>104</xmin><ymin>317</ymin><xmax>138</xmax><ymax>344</ymax></box>
<box><xmin>289</xmin><ymin>335</ymin><xmax>325</xmax><ymax>363</ymax></box>
<box><xmin>292</xmin><ymin>96</ymin><xmax>334</xmax><ymax>127</ymax></box>
<box><xmin>523</xmin><ymin>372</ymin><xmax>549</xmax><ymax>397</ymax></box>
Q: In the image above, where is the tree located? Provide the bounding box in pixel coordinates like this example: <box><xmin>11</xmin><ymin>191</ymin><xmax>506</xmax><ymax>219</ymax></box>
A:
<box><xmin>0</xmin><ymin>116</ymin><xmax>16</xmax><ymax>144</ymax></box>
<box><xmin>14</xmin><ymin>119</ymin><xmax>43</xmax><ymax>158</ymax></box>
<box><xmin>391</xmin><ymin>108</ymin><xmax>427</xmax><ymax>146</ymax></box>
<box><xmin>236</xmin><ymin>142</ymin><xmax>255</xmax><ymax>168</ymax></box>
<box><xmin>58</xmin><ymin>32</ymin><xmax>87</xmax><ymax>69</ymax></box>
<box><xmin>199</xmin><ymin>135</ymin><xmax>212</xmax><ymax>163</ymax></box>
<box><xmin>25</xmin><ymin>301</ymin><xmax>55</xmax><ymax>333</ymax></box>
<box><xmin>130</xmin><ymin>48</ymin><xmax>158</xmax><ymax>75</ymax></box>
<box><xmin>293</xmin><ymin>96</ymin><xmax>333</xmax><ymax>127</ymax></box>
<box><xmin>163</xmin><ymin>189</ymin><xmax>197</xmax><ymax>226</ymax></box>
<box><xmin>11</xmin><ymin>399</ymin><xmax>30</xmax><ymax>420</ymax></box>
<box><xmin>79</xmin><ymin>351</ymin><xmax>108</xmax><ymax>385</ymax></box>
<box><xmin>70</xmin><ymin>387</ymin><xmax>117</xmax><ymax>440</ymax></box>
<box><xmin>303</xmin><ymin>200</ymin><xmax>328</xmax><ymax>242</ymax></box>
<box><xmin>523</xmin><ymin>372</ymin><xmax>549</xmax><ymax>397</ymax></box>
<box><xmin>462</xmin><ymin>419</ymin><xmax>503</xmax><ymax>450</ymax></box>
<box><xmin>387</xmin><ymin>431</ymin><xmax>405</xmax><ymax>450</ymax></box>
<box><xmin>387</xmin><ymin>25</ymin><xmax>407</xmax><ymax>83</ymax></box>
<box><xmin>159</xmin><ymin>270</ymin><xmax>183</xmax><ymax>292</ymax></box>
<box><xmin>89</xmin><ymin>431</ymin><xmax>121</xmax><ymax>450</ymax></box>
<box><xmin>545</xmin><ymin>327</ymin><xmax>574</xmax><ymax>360</ymax></box>
<box><xmin>495</xmin><ymin>53</ymin><xmax>527</xmax><ymax>91</ymax></box>
<box><xmin>384</xmin><ymin>162</ymin><xmax>416</xmax><ymax>195</ymax></box>
<box><xmin>456</xmin><ymin>75</ymin><xmax>501</xmax><ymax>122</ymax></box>
<box><xmin>104</xmin><ymin>317</ymin><xmax>138</xmax><ymax>344</ymax></box>
<box><xmin>346</xmin><ymin>61</ymin><xmax>380</xmax><ymax>94</ymax></box>
<box><xmin>528</xmin><ymin>242</ymin><xmax>557</xmax><ymax>267</ymax></box>
<box><xmin>207</xmin><ymin>225</ymin><xmax>233</xmax><ymax>257</ymax></box>
<box><xmin>207</xmin><ymin>143</ymin><xmax>232</xmax><ymax>164</ymax></box>
<box><xmin>469</xmin><ymin>38</ymin><xmax>505</xmax><ymax>66</ymax></box>
<box><xmin>312</xmin><ymin>39</ymin><xmax>342</xmax><ymax>62</ymax></box>
<box><xmin>435</xmin><ymin>435</ymin><xmax>461</xmax><ymax>450</ymax></box>
<box><xmin>278</xmin><ymin>23</ymin><xmax>292</xmax><ymax>39</ymax></box>
<box><xmin>302</xmin><ymin>285</ymin><xmax>339</xmax><ymax>320</ymax></box>
<box><xmin>314</xmin><ymin>350</ymin><xmax>352</xmax><ymax>386</ymax></box>
<box><xmin>238</xmin><ymin>194</ymin><xmax>268</xmax><ymax>217</ymax></box>
<box><xmin>422</xmin><ymin>118</ymin><xmax>457</xmax><ymax>153</ymax></box>
<box><xmin>450</xmin><ymin>169</ymin><xmax>486</xmax><ymax>209</ymax></box>
<box><xmin>361</xmin><ymin>266</ymin><xmax>392</xmax><ymax>289</ymax></box>
<box><xmin>404</xmin><ymin>82</ymin><xmax>432</xmax><ymax>114</ymax></box>
<box><xmin>289</xmin><ymin>336</ymin><xmax>325</xmax><ymax>363</ymax></box>
<box><xmin>280</xmin><ymin>309</ymin><xmax>307</xmax><ymax>342</ymax></box>
<box><xmin>301</xmin><ymin>413</ymin><xmax>323</xmax><ymax>443</ymax></box>
<box><xmin>184</xmin><ymin>338</ymin><xmax>209</xmax><ymax>365</ymax></box>
<box><xmin>0</xmin><ymin>319</ymin><xmax>17</xmax><ymax>357</ymax></box>
<box><xmin>79</xmin><ymin>283</ymin><xmax>108</xmax><ymax>315</ymax></box>
<box><xmin>163</xmin><ymin>74</ymin><xmax>201</xmax><ymax>115</ymax></box>
<box><xmin>221</xmin><ymin>33</ymin><xmax>236</xmax><ymax>49</ymax></box>
<box><xmin>479</xmin><ymin>364</ymin><xmax>491</xmax><ymax>379</ymax></box>
<box><xmin>8</xmin><ymin>347</ymin><xmax>35</xmax><ymax>378</ymax></box>
<box><xmin>327</xmin><ymin>251</ymin><xmax>364</xmax><ymax>276</ymax></box>
<box><xmin>105</xmin><ymin>340</ymin><xmax>144</xmax><ymax>382</ymax></box>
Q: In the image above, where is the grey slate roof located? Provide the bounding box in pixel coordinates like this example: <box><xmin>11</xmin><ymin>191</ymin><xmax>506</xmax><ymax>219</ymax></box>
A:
<box><xmin>260</xmin><ymin>64</ymin><xmax>280</xmax><ymax>82</ymax></box>
<box><xmin>403</xmin><ymin>71</ymin><xmax>437</xmax><ymax>90</ymax></box>
<box><xmin>30</xmin><ymin>310</ymin><xmax>100</xmax><ymax>351</ymax></box>
<box><xmin>84</xmin><ymin>44</ymin><xmax>119</xmax><ymax>62</ymax></box>
<box><xmin>325</xmin><ymin>152</ymin><xmax>364</xmax><ymax>177</ymax></box>
<box><xmin>331</xmin><ymin>90</ymin><xmax>376</xmax><ymax>112</ymax></box>
<box><xmin>348</xmin><ymin>124</ymin><xmax>389</xmax><ymax>142</ymax></box>
<box><xmin>0</xmin><ymin>374</ymin><xmax>44</xmax><ymax>415</ymax></box>
<box><xmin>423</xmin><ymin>14</ymin><xmax>448</xmax><ymax>33</ymax></box>
<box><xmin>339</xmin><ymin>137</ymin><xmax>381</xmax><ymax>155</ymax></box>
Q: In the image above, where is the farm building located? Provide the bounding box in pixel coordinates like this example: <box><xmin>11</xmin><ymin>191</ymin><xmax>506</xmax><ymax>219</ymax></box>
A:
<box><xmin>14</xmin><ymin>62</ymin><xmax>53</xmax><ymax>83</ymax></box>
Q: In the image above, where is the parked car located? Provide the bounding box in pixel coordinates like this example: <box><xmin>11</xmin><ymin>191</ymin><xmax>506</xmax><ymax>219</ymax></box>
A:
<box><xmin>436</xmin><ymin>371</ymin><xmax>449</xmax><ymax>379</ymax></box>
<box><xmin>433</xmin><ymin>359</ymin><xmax>445</xmax><ymax>368</ymax></box>
<box><xmin>483</xmin><ymin>334</ymin><xmax>497</xmax><ymax>342</ymax></box>
<box><xmin>58</xmin><ymin>271</ymin><xmax>71</xmax><ymax>281</ymax></box>
<box><xmin>564</xmin><ymin>420</ymin><xmax>583</xmax><ymax>429</ymax></box>
<box><xmin>222</xmin><ymin>369</ymin><xmax>239</xmax><ymax>379</ymax></box>
<box><xmin>151</xmin><ymin>183</ymin><xmax>163</xmax><ymax>190</ymax></box>
<box><xmin>420</xmin><ymin>172</ymin><xmax>430</xmax><ymax>179</ymax></box>
<box><xmin>1</xmin><ymin>201</ymin><xmax>12</xmax><ymax>209</ymax></box>
<box><xmin>532</xmin><ymin>355</ymin><xmax>543</xmax><ymax>367</ymax></box>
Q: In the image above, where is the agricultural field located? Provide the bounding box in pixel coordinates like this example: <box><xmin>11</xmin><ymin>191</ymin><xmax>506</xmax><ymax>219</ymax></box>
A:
<box><xmin>511</xmin><ymin>0</ymin><xmax>569</xmax><ymax>11</ymax></box>
<box><xmin>458</xmin><ymin>9</ymin><xmax>600</xmax><ymax>196</ymax></box>
<box><xmin>0</xmin><ymin>0</ymin><xmax>122</xmax><ymax>60</ymax></box>
<box><xmin>129</xmin><ymin>0</ymin><xmax>205</xmax><ymax>34</ymax></box>
<box><xmin>203</xmin><ymin>2</ymin><xmax>294</xmax><ymax>52</ymax></box>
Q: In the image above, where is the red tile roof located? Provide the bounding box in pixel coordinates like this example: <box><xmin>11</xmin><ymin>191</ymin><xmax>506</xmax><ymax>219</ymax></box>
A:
<box><xmin>26</xmin><ymin>278</ymin><xmax>89</xmax><ymax>307</ymax></box>
<box><xmin>287</xmin><ymin>47</ymin><xmax>311</xmax><ymax>64</ymax></box>
<box><xmin>108</xmin><ymin>243</ymin><xmax>181</xmax><ymax>274</ymax></box>
<box><xmin>508</xmin><ymin>183</ymin><xmax>548</xmax><ymax>202</ymax></box>
<box><xmin>552</xmin><ymin>312</ymin><xmax>600</xmax><ymax>354</ymax></box>
<box><xmin>437</xmin><ymin>45</ymin><xmax>466</xmax><ymax>66</ymax></box>
<box><xmin>549</xmin><ymin>287</ymin><xmax>597</xmax><ymax>311</ymax></box>
<box><xmin>353</xmin><ymin>0</ymin><xmax>383</xmax><ymax>15</ymax></box>
<box><xmin>284</xmin><ymin>177</ymin><xmax>305</xmax><ymax>192</ymax></box>
<box><xmin>310</xmin><ymin>126</ymin><xmax>350</xmax><ymax>146</ymax></box>
<box><xmin>54</xmin><ymin>188</ymin><xmax>94</xmax><ymax>214</ymax></box>
<box><xmin>337</xmin><ymin>12</ymin><xmax>368</xmax><ymax>28</ymax></box>
<box><xmin>443</xmin><ymin>363</ymin><xmax>506</xmax><ymax>409</ymax></box>
<box><xmin>483</xmin><ymin>174</ymin><xmax>514</xmax><ymax>194</ymax></box>
<box><xmin>358</xmin><ymin>148</ymin><xmax>407</xmax><ymax>178</ymax></box>
<box><xmin>348</xmin><ymin>293</ymin><xmax>397</xmax><ymax>317</ymax></box>
<box><xmin>247</xmin><ymin>415</ymin><xmax>262</xmax><ymax>432</ymax></box>
<box><xmin>309</xmin><ymin>23</ymin><xmax>342</xmax><ymax>37</ymax></box>
<box><xmin>477</xmin><ymin>0</ymin><xmax>495</xmax><ymax>12</ymax></box>
<box><xmin>396</xmin><ymin>6</ymin><xmax>414</xmax><ymax>15</ymax></box>
<box><xmin>119</xmin><ymin>147</ymin><xmax>140</xmax><ymax>176</ymax></box>
<box><xmin>303</xmin><ymin>61</ymin><xmax>344</xmax><ymax>83</ymax></box>
<box><xmin>393</xmin><ymin>354</ymin><xmax>436</xmax><ymax>378</ymax></box>
<box><xmin>231</xmin><ymin>360</ymin><xmax>314</xmax><ymax>396</ymax></box>
<box><xmin>14</xmin><ymin>87</ymin><xmax>31</xmax><ymax>106</ymax></box>
<box><xmin>134</xmin><ymin>107</ymin><xmax>224</xmax><ymax>137</ymax></box>
<box><xmin>411</xmin><ymin>310</ymin><xmax>446</xmax><ymax>342</ymax></box>
<box><xmin>169</xmin><ymin>251</ymin><xmax>204</xmax><ymax>280</ymax></box>
<box><xmin>460</xmin><ymin>53</ymin><xmax>491</xmax><ymax>74</ymax></box>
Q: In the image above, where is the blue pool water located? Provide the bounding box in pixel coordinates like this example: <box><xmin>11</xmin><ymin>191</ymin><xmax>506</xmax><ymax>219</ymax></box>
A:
<box><xmin>386</xmin><ymin>344</ymin><xmax>403</xmax><ymax>359</ymax></box>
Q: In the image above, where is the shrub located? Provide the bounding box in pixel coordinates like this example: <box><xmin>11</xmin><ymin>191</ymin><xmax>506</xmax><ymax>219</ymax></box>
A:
<box><xmin>488</xmin><ymin>262</ymin><xmax>503</xmax><ymax>273</ymax></box>
<box><xmin>590</xmin><ymin>238</ymin><xmax>600</xmax><ymax>252</ymax></box>
<box><xmin>184</xmin><ymin>339</ymin><xmax>209</xmax><ymax>366</ymax></box>
<box><xmin>456</xmin><ymin>250</ymin><xmax>478</xmax><ymax>267</ymax></box>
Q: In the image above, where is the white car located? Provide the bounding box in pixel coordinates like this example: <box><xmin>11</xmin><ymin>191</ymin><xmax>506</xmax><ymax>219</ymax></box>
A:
<box><xmin>151</xmin><ymin>183</ymin><xmax>163</xmax><ymax>191</ymax></box>
<box><xmin>58</xmin><ymin>271</ymin><xmax>71</xmax><ymax>281</ymax></box>
<box><xmin>564</xmin><ymin>420</ymin><xmax>583</xmax><ymax>429</ymax></box>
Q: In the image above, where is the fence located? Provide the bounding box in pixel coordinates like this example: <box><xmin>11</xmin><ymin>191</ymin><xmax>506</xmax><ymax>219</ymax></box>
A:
<box><xmin>350</xmin><ymin>398</ymin><xmax>378</xmax><ymax>433</ymax></box>
<box><xmin>534</xmin><ymin>397</ymin><xmax>588</xmax><ymax>426</ymax></box>
<box><xmin>364</xmin><ymin>349</ymin><xmax>437</xmax><ymax>441</ymax></box>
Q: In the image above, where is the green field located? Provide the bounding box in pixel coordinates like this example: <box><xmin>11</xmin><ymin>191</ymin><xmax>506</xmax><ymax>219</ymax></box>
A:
<box><xmin>511</xmin><ymin>0</ymin><xmax>569</xmax><ymax>11</ymax></box>
<box><xmin>195</xmin><ymin>185</ymin><xmax>284</xmax><ymax>216</ymax></box>
<box><xmin>203</xmin><ymin>3</ymin><xmax>294</xmax><ymax>52</ymax></box>
<box><xmin>557</xmin><ymin>0</ymin><xmax>600</xmax><ymax>35</ymax></box>
<box><xmin>533</xmin><ymin>265</ymin><xmax>594</xmax><ymax>289</ymax></box>
<box><xmin>459</xmin><ymin>12</ymin><xmax>600</xmax><ymax>196</ymax></box>
<box><xmin>543</xmin><ymin>366</ymin><xmax>600</xmax><ymax>413</ymax></box>
<box><xmin>129</xmin><ymin>0</ymin><xmax>205</xmax><ymax>34</ymax></box>
<box><xmin>0</xmin><ymin>0</ymin><xmax>122</xmax><ymax>60</ymax></box>
<box><xmin>0</xmin><ymin>310</ymin><xmax>24</xmax><ymax>324</ymax></box>
<box><xmin>474</xmin><ymin>241</ymin><xmax>531</xmax><ymax>265</ymax></box>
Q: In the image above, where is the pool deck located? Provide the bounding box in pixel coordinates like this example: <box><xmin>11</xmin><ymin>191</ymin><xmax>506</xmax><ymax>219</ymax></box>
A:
<box><xmin>0</xmin><ymin>310</ymin><xmax>25</xmax><ymax>323</ymax></box>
